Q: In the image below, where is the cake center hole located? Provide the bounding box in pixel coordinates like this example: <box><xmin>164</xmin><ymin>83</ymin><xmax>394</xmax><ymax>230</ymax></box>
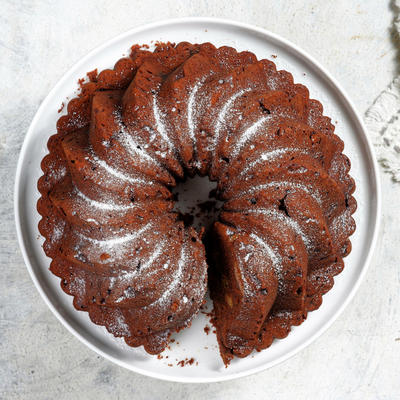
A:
<box><xmin>171</xmin><ymin>175</ymin><xmax>223</xmax><ymax>237</ymax></box>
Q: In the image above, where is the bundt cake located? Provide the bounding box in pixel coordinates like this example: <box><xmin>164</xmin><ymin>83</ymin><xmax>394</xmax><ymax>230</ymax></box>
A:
<box><xmin>37</xmin><ymin>41</ymin><xmax>356</xmax><ymax>366</ymax></box>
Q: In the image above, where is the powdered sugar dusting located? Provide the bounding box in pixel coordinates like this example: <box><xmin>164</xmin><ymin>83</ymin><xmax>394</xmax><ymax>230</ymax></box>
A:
<box><xmin>244</xmin><ymin>252</ymin><xmax>252</xmax><ymax>262</ymax></box>
<box><xmin>86</xmin><ymin>218</ymin><xmax>99</xmax><ymax>225</ymax></box>
<box><xmin>76</xmin><ymin>189</ymin><xmax>135</xmax><ymax>211</ymax></box>
<box><xmin>94</xmin><ymin>157</ymin><xmax>150</xmax><ymax>186</ymax></box>
<box><xmin>113</xmin><ymin>110</ymin><xmax>163</xmax><ymax>168</ymax></box>
<box><xmin>330</xmin><ymin>209</ymin><xmax>352</xmax><ymax>240</ymax></box>
<box><xmin>240</xmin><ymin>181</ymin><xmax>323</xmax><ymax>205</ymax></box>
<box><xmin>153</xmin><ymin>94</ymin><xmax>175</xmax><ymax>150</ymax></box>
<box><xmin>113</xmin><ymin>241</ymin><xmax>167</xmax><ymax>303</ymax></box>
<box><xmin>80</xmin><ymin>222</ymin><xmax>153</xmax><ymax>249</ymax></box>
<box><xmin>51</xmin><ymin>219</ymin><xmax>66</xmax><ymax>242</ymax></box>
<box><xmin>108</xmin><ymin>309</ymin><xmax>131</xmax><ymax>336</ymax></box>
<box><xmin>213</xmin><ymin>88</ymin><xmax>253</xmax><ymax>150</ymax></box>
<box><xmin>187</xmin><ymin>80</ymin><xmax>204</xmax><ymax>145</ymax></box>
<box><xmin>47</xmin><ymin>163</ymin><xmax>67</xmax><ymax>182</ymax></box>
<box><xmin>249</xmin><ymin>233</ymin><xmax>282</xmax><ymax>273</ymax></box>
<box><xmin>249</xmin><ymin>208</ymin><xmax>311</xmax><ymax>251</ymax></box>
<box><xmin>121</xmin><ymin>240</ymin><xmax>166</xmax><ymax>280</ymax></box>
<box><xmin>232</xmin><ymin>116</ymin><xmax>272</xmax><ymax>157</ymax></box>
<box><xmin>238</xmin><ymin>148</ymin><xmax>301</xmax><ymax>178</ymax></box>
<box><xmin>69</xmin><ymin>277</ymin><xmax>86</xmax><ymax>297</ymax></box>
<box><xmin>153</xmin><ymin>242</ymin><xmax>187</xmax><ymax>306</ymax></box>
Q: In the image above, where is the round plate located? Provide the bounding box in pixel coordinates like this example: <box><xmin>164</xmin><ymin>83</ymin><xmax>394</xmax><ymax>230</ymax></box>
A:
<box><xmin>14</xmin><ymin>17</ymin><xmax>381</xmax><ymax>382</ymax></box>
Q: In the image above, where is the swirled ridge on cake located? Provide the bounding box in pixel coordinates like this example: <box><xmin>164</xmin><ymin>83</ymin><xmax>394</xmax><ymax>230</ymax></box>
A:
<box><xmin>37</xmin><ymin>41</ymin><xmax>356</xmax><ymax>365</ymax></box>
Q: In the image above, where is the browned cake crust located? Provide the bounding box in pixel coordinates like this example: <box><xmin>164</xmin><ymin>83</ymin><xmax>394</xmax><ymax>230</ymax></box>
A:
<box><xmin>37</xmin><ymin>41</ymin><xmax>356</xmax><ymax>365</ymax></box>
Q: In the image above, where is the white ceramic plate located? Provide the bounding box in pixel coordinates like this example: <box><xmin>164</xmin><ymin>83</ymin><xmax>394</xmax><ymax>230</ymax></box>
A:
<box><xmin>14</xmin><ymin>17</ymin><xmax>381</xmax><ymax>383</ymax></box>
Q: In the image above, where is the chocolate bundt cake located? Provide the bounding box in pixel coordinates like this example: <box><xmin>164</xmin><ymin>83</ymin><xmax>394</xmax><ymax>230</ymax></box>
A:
<box><xmin>37</xmin><ymin>41</ymin><xmax>356</xmax><ymax>365</ymax></box>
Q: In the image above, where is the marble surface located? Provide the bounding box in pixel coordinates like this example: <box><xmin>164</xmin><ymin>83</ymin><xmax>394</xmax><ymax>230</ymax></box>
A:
<box><xmin>1</xmin><ymin>0</ymin><xmax>399</xmax><ymax>398</ymax></box>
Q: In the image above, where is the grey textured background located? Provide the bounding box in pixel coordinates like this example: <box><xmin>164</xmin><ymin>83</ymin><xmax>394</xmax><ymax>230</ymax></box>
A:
<box><xmin>1</xmin><ymin>0</ymin><xmax>400</xmax><ymax>399</ymax></box>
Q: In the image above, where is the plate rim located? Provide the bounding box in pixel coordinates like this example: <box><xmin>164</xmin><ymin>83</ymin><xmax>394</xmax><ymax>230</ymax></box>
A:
<box><xmin>14</xmin><ymin>16</ymin><xmax>381</xmax><ymax>383</ymax></box>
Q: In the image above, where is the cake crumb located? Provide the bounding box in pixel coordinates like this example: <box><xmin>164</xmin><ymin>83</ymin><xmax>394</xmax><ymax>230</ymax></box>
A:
<box><xmin>87</xmin><ymin>69</ymin><xmax>98</xmax><ymax>83</ymax></box>
<box><xmin>208</xmin><ymin>188</ymin><xmax>217</xmax><ymax>199</ymax></box>
<box><xmin>58</xmin><ymin>103</ymin><xmax>65</xmax><ymax>113</ymax></box>
<box><xmin>154</xmin><ymin>41</ymin><xmax>176</xmax><ymax>48</ymax></box>
<box><xmin>204</xmin><ymin>325</ymin><xmax>211</xmax><ymax>335</ymax></box>
<box><xmin>130</xmin><ymin>44</ymin><xmax>142</xmax><ymax>55</ymax></box>
<box><xmin>177</xmin><ymin>358</ymin><xmax>195</xmax><ymax>367</ymax></box>
<box><xmin>177</xmin><ymin>212</ymin><xmax>194</xmax><ymax>227</ymax></box>
<box><xmin>197</xmin><ymin>200</ymin><xmax>216</xmax><ymax>213</ymax></box>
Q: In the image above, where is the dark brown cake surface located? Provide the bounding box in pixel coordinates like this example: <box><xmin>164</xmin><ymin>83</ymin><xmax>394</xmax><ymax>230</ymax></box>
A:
<box><xmin>37</xmin><ymin>41</ymin><xmax>356</xmax><ymax>365</ymax></box>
